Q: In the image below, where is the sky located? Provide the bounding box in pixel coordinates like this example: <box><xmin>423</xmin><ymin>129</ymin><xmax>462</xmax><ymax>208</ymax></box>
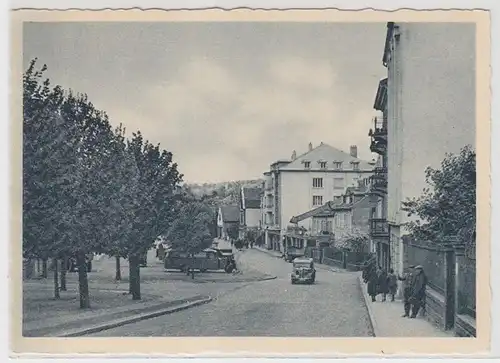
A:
<box><xmin>23</xmin><ymin>22</ymin><xmax>388</xmax><ymax>183</ymax></box>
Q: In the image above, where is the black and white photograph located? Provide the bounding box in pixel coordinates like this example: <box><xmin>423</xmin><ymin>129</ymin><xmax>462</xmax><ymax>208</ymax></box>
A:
<box><xmin>10</xmin><ymin>7</ymin><xmax>491</xmax><ymax>356</ymax></box>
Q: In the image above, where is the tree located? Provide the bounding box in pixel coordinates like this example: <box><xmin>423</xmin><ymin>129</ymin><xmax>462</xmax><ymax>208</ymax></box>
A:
<box><xmin>167</xmin><ymin>199</ymin><xmax>215</xmax><ymax>254</ymax></box>
<box><xmin>122</xmin><ymin>132</ymin><xmax>183</xmax><ymax>299</ymax></box>
<box><xmin>99</xmin><ymin>124</ymin><xmax>140</xmax><ymax>282</ymax></box>
<box><xmin>335</xmin><ymin>228</ymin><xmax>370</xmax><ymax>252</ymax></box>
<box><xmin>226</xmin><ymin>224</ymin><xmax>239</xmax><ymax>240</ymax></box>
<box><xmin>402</xmin><ymin>145</ymin><xmax>476</xmax><ymax>243</ymax></box>
<box><xmin>23</xmin><ymin>59</ymin><xmax>79</xmax><ymax>298</ymax></box>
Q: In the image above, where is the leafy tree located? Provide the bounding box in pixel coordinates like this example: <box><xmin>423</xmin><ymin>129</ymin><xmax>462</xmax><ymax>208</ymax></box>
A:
<box><xmin>335</xmin><ymin>228</ymin><xmax>370</xmax><ymax>252</ymax></box>
<box><xmin>122</xmin><ymin>132</ymin><xmax>183</xmax><ymax>299</ymax></box>
<box><xmin>167</xmin><ymin>199</ymin><xmax>215</xmax><ymax>254</ymax></box>
<box><xmin>402</xmin><ymin>145</ymin><xmax>476</xmax><ymax>244</ymax></box>
<box><xmin>23</xmin><ymin>59</ymin><xmax>79</xmax><ymax>298</ymax></box>
<box><xmin>226</xmin><ymin>224</ymin><xmax>239</xmax><ymax>240</ymax></box>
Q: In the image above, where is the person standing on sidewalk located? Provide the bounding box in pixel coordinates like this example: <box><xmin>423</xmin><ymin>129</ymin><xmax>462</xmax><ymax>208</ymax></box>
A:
<box><xmin>376</xmin><ymin>266</ymin><xmax>389</xmax><ymax>302</ymax></box>
<box><xmin>410</xmin><ymin>265</ymin><xmax>428</xmax><ymax>318</ymax></box>
<box><xmin>387</xmin><ymin>268</ymin><xmax>398</xmax><ymax>302</ymax></box>
<box><xmin>398</xmin><ymin>265</ymin><xmax>415</xmax><ymax>317</ymax></box>
<box><xmin>366</xmin><ymin>264</ymin><xmax>378</xmax><ymax>302</ymax></box>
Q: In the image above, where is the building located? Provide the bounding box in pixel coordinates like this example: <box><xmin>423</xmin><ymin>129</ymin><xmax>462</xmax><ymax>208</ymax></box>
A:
<box><xmin>286</xmin><ymin>177</ymin><xmax>375</xmax><ymax>255</ymax></box>
<box><xmin>239</xmin><ymin>186</ymin><xmax>263</xmax><ymax>229</ymax></box>
<box><xmin>380</xmin><ymin>22</ymin><xmax>476</xmax><ymax>282</ymax></box>
<box><xmin>261</xmin><ymin>142</ymin><xmax>375</xmax><ymax>252</ymax></box>
<box><xmin>216</xmin><ymin>205</ymin><xmax>240</xmax><ymax>239</ymax></box>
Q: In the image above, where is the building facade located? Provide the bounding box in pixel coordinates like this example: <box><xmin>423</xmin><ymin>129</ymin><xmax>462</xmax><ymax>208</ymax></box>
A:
<box><xmin>380</xmin><ymin>22</ymin><xmax>476</xmax><ymax>281</ymax></box>
<box><xmin>262</xmin><ymin>142</ymin><xmax>375</xmax><ymax>252</ymax></box>
<box><xmin>216</xmin><ymin>205</ymin><xmax>240</xmax><ymax>240</ymax></box>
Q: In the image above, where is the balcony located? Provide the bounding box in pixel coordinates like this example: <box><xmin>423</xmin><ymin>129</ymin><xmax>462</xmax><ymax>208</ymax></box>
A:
<box><xmin>368</xmin><ymin>117</ymin><xmax>387</xmax><ymax>155</ymax></box>
<box><xmin>370</xmin><ymin>218</ymin><xmax>389</xmax><ymax>238</ymax></box>
<box><xmin>369</xmin><ymin>167</ymin><xmax>387</xmax><ymax>196</ymax></box>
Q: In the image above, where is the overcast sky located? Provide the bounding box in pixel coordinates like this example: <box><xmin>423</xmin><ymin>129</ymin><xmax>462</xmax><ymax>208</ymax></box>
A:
<box><xmin>23</xmin><ymin>22</ymin><xmax>387</xmax><ymax>183</ymax></box>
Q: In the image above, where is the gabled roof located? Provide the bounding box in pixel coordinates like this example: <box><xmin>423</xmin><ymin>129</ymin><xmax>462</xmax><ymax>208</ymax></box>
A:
<box><xmin>279</xmin><ymin>143</ymin><xmax>373</xmax><ymax>171</ymax></box>
<box><xmin>242</xmin><ymin>187</ymin><xmax>262</xmax><ymax>209</ymax></box>
<box><xmin>220</xmin><ymin>205</ymin><xmax>240</xmax><ymax>223</ymax></box>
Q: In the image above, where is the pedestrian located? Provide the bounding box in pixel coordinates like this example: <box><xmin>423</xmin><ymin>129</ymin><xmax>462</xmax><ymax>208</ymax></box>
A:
<box><xmin>366</xmin><ymin>264</ymin><xmax>378</xmax><ymax>302</ymax></box>
<box><xmin>398</xmin><ymin>265</ymin><xmax>415</xmax><ymax>317</ymax></box>
<box><xmin>376</xmin><ymin>266</ymin><xmax>389</xmax><ymax>302</ymax></box>
<box><xmin>157</xmin><ymin>243</ymin><xmax>165</xmax><ymax>261</ymax></box>
<box><xmin>387</xmin><ymin>268</ymin><xmax>398</xmax><ymax>302</ymax></box>
<box><xmin>410</xmin><ymin>265</ymin><xmax>428</xmax><ymax>318</ymax></box>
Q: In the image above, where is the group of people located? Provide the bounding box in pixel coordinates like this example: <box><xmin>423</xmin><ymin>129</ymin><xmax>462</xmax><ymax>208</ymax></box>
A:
<box><xmin>362</xmin><ymin>256</ymin><xmax>428</xmax><ymax>319</ymax></box>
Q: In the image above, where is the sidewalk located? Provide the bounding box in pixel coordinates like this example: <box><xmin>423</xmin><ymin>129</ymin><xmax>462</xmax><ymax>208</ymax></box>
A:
<box><xmin>357</xmin><ymin>275</ymin><xmax>453</xmax><ymax>337</ymax></box>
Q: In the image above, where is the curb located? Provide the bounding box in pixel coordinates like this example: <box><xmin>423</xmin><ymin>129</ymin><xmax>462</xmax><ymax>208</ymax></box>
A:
<box><xmin>57</xmin><ymin>296</ymin><xmax>213</xmax><ymax>337</ymax></box>
<box><xmin>357</xmin><ymin>274</ymin><xmax>378</xmax><ymax>337</ymax></box>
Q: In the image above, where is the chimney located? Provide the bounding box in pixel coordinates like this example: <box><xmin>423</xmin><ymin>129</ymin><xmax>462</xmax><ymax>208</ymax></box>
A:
<box><xmin>350</xmin><ymin>145</ymin><xmax>358</xmax><ymax>158</ymax></box>
<box><xmin>308</xmin><ymin>142</ymin><xmax>313</xmax><ymax>151</ymax></box>
<box><xmin>291</xmin><ymin>150</ymin><xmax>297</xmax><ymax>160</ymax></box>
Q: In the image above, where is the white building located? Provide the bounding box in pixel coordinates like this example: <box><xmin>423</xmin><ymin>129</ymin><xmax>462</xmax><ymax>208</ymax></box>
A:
<box><xmin>382</xmin><ymin>22</ymin><xmax>476</xmax><ymax>277</ymax></box>
<box><xmin>262</xmin><ymin>142</ymin><xmax>375</xmax><ymax>251</ymax></box>
<box><xmin>239</xmin><ymin>186</ymin><xmax>263</xmax><ymax>229</ymax></box>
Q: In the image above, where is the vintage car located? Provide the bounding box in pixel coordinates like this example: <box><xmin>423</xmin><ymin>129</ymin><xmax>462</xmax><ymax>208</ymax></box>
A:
<box><xmin>284</xmin><ymin>246</ymin><xmax>304</xmax><ymax>262</ymax></box>
<box><xmin>290</xmin><ymin>257</ymin><xmax>316</xmax><ymax>284</ymax></box>
<box><xmin>164</xmin><ymin>248</ymin><xmax>230</xmax><ymax>273</ymax></box>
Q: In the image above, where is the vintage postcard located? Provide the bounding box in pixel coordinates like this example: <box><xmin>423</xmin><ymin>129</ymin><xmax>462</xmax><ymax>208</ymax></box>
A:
<box><xmin>10</xmin><ymin>7</ymin><xmax>491</xmax><ymax>357</ymax></box>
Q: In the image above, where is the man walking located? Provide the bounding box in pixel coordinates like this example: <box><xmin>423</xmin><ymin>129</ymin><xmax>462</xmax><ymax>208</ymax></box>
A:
<box><xmin>398</xmin><ymin>265</ymin><xmax>415</xmax><ymax>317</ymax></box>
<box><xmin>410</xmin><ymin>265</ymin><xmax>428</xmax><ymax>318</ymax></box>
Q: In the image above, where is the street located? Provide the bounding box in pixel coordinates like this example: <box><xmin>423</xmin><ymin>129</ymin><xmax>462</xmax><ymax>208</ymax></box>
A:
<box><xmin>90</xmin><ymin>249</ymin><xmax>373</xmax><ymax>336</ymax></box>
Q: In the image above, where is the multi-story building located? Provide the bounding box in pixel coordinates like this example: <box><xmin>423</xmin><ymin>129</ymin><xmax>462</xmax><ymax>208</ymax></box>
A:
<box><xmin>380</xmin><ymin>22</ymin><xmax>476</xmax><ymax>281</ymax></box>
<box><xmin>368</xmin><ymin>76</ymin><xmax>390</xmax><ymax>270</ymax></box>
<box><xmin>239</xmin><ymin>186</ymin><xmax>263</xmax><ymax>239</ymax></box>
<box><xmin>261</xmin><ymin>142</ymin><xmax>375</xmax><ymax>251</ymax></box>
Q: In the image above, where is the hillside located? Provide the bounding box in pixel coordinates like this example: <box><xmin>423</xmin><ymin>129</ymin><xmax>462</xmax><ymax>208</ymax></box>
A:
<box><xmin>185</xmin><ymin>179</ymin><xmax>263</xmax><ymax>207</ymax></box>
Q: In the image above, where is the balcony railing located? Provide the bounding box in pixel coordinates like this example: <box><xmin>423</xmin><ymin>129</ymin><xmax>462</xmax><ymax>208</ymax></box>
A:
<box><xmin>370</xmin><ymin>218</ymin><xmax>389</xmax><ymax>238</ymax></box>
<box><xmin>369</xmin><ymin>167</ymin><xmax>388</xmax><ymax>195</ymax></box>
<box><xmin>368</xmin><ymin>117</ymin><xmax>387</xmax><ymax>155</ymax></box>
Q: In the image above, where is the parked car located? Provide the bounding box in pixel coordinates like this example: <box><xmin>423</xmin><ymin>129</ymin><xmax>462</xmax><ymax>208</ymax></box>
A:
<box><xmin>284</xmin><ymin>246</ymin><xmax>304</xmax><ymax>262</ymax></box>
<box><xmin>164</xmin><ymin>248</ymin><xmax>227</xmax><ymax>273</ymax></box>
<box><xmin>291</xmin><ymin>257</ymin><xmax>316</xmax><ymax>285</ymax></box>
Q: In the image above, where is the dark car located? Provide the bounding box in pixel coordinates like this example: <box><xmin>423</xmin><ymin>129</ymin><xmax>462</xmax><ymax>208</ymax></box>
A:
<box><xmin>291</xmin><ymin>257</ymin><xmax>316</xmax><ymax>284</ymax></box>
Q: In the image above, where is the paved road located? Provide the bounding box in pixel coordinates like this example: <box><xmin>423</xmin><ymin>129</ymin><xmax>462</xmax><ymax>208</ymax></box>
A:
<box><xmin>90</xmin><ymin>249</ymin><xmax>373</xmax><ymax>337</ymax></box>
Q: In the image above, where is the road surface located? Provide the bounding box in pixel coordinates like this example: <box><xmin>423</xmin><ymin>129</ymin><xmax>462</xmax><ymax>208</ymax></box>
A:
<box><xmin>90</xmin><ymin>248</ymin><xmax>373</xmax><ymax>336</ymax></box>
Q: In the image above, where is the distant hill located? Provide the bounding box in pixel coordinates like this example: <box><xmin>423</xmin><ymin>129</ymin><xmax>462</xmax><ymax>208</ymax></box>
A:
<box><xmin>185</xmin><ymin>179</ymin><xmax>263</xmax><ymax>208</ymax></box>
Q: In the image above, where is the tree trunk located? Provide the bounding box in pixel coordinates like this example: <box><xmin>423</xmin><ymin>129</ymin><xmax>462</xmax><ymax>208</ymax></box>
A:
<box><xmin>115</xmin><ymin>256</ymin><xmax>121</xmax><ymax>281</ymax></box>
<box><xmin>76</xmin><ymin>252</ymin><xmax>90</xmax><ymax>309</ymax></box>
<box><xmin>42</xmin><ymin>258</ymin><xmax>48</xmax><ymax>278</ymax></box>
<box><xmin>129</xmin><ymin>254</ymin><xmax>141</xmax><ymax>300</ymax></box>
<box><xmin>53</xmin><ymin>259</ymin><xmax>60</xmax><ymax>299</ymax></box>
<box><xmin>60</xmin><ymin>256</ymin><xmax>67</xmax><ymax>291</ymax></box>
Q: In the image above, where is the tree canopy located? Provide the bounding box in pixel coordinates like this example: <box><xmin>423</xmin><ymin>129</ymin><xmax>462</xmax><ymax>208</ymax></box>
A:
<box><xmin>402</xmin><ymin>145</ymin><xmax>476</xmax><ymax>244</ymax></box>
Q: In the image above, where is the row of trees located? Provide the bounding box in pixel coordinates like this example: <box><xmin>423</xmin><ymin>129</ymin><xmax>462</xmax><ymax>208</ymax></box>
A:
<box><xmin>23</xmin><ymin>59</ymin><xmax>213</xmax><ymax>308</ymax></box>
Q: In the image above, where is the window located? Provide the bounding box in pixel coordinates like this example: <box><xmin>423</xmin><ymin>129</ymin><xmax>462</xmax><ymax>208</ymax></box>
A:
<box><xmin>319</xmin><ymin>161</ymin><xmax>327</xmax><ymax>169</ymax></box>
<box><xmin>304</xmin><ymin>161</ymin><xmax>311</xmax><ymax>169</ymax></box>
<box><xmin>312</xmin><ymin>177</ymin><xmax>323</xmax><ymax>188</ymax></box>
<box><xmin>333</xmin><ymin>177</ymin><xmax>344</xmax><ymax>189</ymax></box>
<box><xmin>352</xmin><ymin>162</ymin><xmax>360</xmax><ymax>171</ymax></box>
<box><xmin>333</xmin><ymin>162</ymin><xmax>343</xmax><ymax>170</ymax></box>
<box><xmin>313</xmin><ymin>195</ymin><xmax>323</xmax><ymax>206</ymax></box>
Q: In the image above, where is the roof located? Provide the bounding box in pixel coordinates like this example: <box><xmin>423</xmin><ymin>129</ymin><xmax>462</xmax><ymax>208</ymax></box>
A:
<box><xmin>293</xmin><ymin>257</ymin><xmax>313</xmax><ymax>263</ymax></box>
<box><xmin>279</xmin><ymin>143</ymin><xmax>373</xmax><ymax>171</ymax></box>
<box><xmin>220</xmin><ymin>205</ymin><xmax>240</xmax><ymax>223</ymax></box>
<box><xmin>242</xmin><ymin>187</ymin><xmax>262</xmax><ymax>209</ymax></box>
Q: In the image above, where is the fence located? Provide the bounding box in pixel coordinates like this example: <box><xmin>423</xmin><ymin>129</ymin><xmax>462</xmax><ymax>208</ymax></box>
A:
<box><xmin>306</xmin><ymin>246</ymin><xmax>370</xmax><ymax>271</ymax></box>
<box><xmin>403</xmin><ymin>236</ymin><xmax>476</xmax><ymax>337</ymax></box>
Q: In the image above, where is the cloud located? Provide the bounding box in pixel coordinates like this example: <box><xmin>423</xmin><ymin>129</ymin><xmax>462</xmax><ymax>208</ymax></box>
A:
<box><xmin>104</xmin><ymin>55</ymin><xmax>376</xmax><ymax>182</ymax></box>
